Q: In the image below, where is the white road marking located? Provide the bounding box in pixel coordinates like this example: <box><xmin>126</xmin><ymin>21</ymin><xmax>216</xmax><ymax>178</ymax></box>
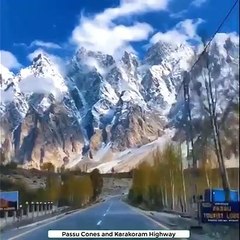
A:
<box><xmin>100</xmin><ymin>202</ymin><xmax>113</xmax><ymax>223</ymax></box>
<box><xmin>6</xmin><ymin>202</ymin><xmax>104</xmax><ymax>240</ymax></box>
<box><xmin>106</xmin><ymin>202</ymin><xmax>113</xmax><ymax>213</ymax></box>
<box><xmin>97</xmin><ymin>220</ymin><xmax>102</xmax><ymax>226</ymax></box>
<box><xmin>6</xmin><ymin>198</ymin><xmax>168</xmax><ymax>240</ymax></box>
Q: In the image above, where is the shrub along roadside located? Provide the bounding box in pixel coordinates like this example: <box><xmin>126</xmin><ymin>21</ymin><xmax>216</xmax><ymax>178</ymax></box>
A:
<box><xmin>0</xmin><ymin>168</ymin><xmax>103</xmax><ymax>208</ymax></box>
<box><xmin>128</xmin><ymin>143</ymin><xmax>239</xmax><ymax>213</ymax></box>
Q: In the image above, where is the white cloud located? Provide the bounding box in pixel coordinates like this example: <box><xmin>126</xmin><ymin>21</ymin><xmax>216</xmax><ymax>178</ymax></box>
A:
<box><xmin>19</xmin><ymin>50</ymin><xmax>68</xmax><ymax>100</ymax></box>
<box><xmin>95</xmin><ymin>0</ymin><xmax>169</xmax><ymax>22</ymax></box>
<box><xmin>214</xmin><ymin>32</ymin><xmax>239</xmax><ymax>45</ymax></box>
<box><xmin>150</xmin><ymin>19</ymin><xmax>204</xmax><ymax>45</ymax></box>
<box><xmin>29</xmin><ymin>40</ymin><xmax>61</xmax><ymax>49</ymax></box>
<box><xmin>0</xmin><ymin>88</ymin><xmax>15</xmax><ymax>103</ymax></box>
<box><xmin>27</xmin><ymin>48</ymin><xmax>66</xmax><ymax>75</ymax></box>
<box><xmin>19</xmin><ymin>75</ymin><xmax>62</xmax><ymax>99</ymax></box>
<box><xmin>0</xmin><ymin>64</ymin><xmax>15</xmax><ymax>103</ymax></box>
<box><xmin>85</xmin><ymin>56</ymin><xmax>107</xmax><ymax>76</ymax></box>
<box><xmin>0</xmin><ymin>50</ymin><xmax>21</xmax><ymax>70</ymax></box>
<box><xmin>70</xmin><ymin>0</ymin><xmax>169</xmax><ymax>57</ymax></box>
<box><xmin>0</xmin><ymin>64</ymin><xmax>14</xmax><ymax>80</ymax></box>
<box><xmin>191</xmin><ymin>0</ymin><xmax>207</xmax><ymax>7</ymax></box>
<box><xmin>170</xmin><ymin>9</ymin><xmax>188</xmax><ymax>19</ymax></box>
<box><xmin>72</xmin><ymin>21</ymin><xmax>153</xmax><ymax>57</ymax></box>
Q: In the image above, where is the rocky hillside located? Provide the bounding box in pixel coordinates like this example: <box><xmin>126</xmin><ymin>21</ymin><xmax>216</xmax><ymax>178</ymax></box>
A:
<box><xmin>0</xmin><ymin>33</ymin><xmax>239</xmax><ymax>171</ymax></box>
<box><xmin>169</xmin><ymin>33</ymin><xmax>239</xmax><ymax>164</ymax></box>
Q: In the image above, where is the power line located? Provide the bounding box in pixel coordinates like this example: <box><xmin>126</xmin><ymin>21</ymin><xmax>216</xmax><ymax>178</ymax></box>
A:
<box><xmin>176</xmin><ymin>0</ymin><xmax>239</xmax><ymax>95</ymax></box>
<box><xmin>181</xmin><ymin>0</ymin><xmax>238</xmax><ymax>200</ymax></box>
<box><xmin>179</xmin><ymin>0</ymin><xmax>238</xmax><ymax>211</ymax></box>
<box><xmin>180</xmin><ymin>0</ymin><xmax>238</xmax><ymax>165</ymax></box>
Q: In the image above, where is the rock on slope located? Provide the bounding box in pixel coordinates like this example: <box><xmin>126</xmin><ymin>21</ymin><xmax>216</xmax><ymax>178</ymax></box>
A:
<box><xmin>0</xmin><ymin>33</ymin><xmax>239</xmax><ymax>171</ymax></box>
<box><xmin>0</xmin><ymin>54</ymin><xmax>85</xmax><ymax>169</ymax></box>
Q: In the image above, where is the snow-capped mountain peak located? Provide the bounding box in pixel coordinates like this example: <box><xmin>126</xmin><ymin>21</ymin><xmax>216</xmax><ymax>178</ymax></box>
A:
<box><xmin>73</xmin><ymin>47</ymin><xmax>115</xmax><ymax>75</ymax></box>
<box><xmin>0</xmin><ymin>33</ymin><xmax>238</xmax><ymax>171</ymax></box>
<box><xmin>121</xmin><ymin>51</ymin><xmax>138</xmax><ymax>68</ymax></box>
<box><xmin>18</xmin><ymin>53</ymin><xmax>68</xmax><ymax>98</ymax></box>
<box><xmin>0</xmin><ymin>65</ymin><xmax>15</xmax><ymax>86</ymax></box>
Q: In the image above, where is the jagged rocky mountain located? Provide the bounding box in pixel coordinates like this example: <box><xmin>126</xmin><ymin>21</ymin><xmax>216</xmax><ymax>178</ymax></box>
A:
<box><xmin>0</xmin><ymin>33</ymin><xmax>239</xmax><ymax>171</ymax></box>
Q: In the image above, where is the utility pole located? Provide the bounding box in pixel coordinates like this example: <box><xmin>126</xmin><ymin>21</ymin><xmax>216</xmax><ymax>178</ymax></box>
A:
<box><xmin>178</xmin><ymin>0</ymin><xmax>238</xmax><ymax>217</ymax></box>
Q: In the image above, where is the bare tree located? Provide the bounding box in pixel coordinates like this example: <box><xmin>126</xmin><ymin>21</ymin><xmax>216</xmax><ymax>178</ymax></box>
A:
<box><xmin>196</xmin><ymin>34</ymin><xmax>231</xmax><ymax>201</ymax></box>
<box><xmin>183</xmin><ymin>71</ymin><xmax>198</xmax><ymax>215</ymax></box>
<box><xmin>183</xmin><ymin>72</ymin><xmax>197</xmax><ymax>168</ymax></box>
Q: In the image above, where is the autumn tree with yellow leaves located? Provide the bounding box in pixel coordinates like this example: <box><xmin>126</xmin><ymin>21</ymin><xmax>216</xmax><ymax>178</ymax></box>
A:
<box><xmin>129</xmin><ymin>142</ymin><xmax>238</xmax><ymax>212</ymax></box>
<box><xmin>59</xmin><ymin>173</ymin><xmax>95</xmax><ymax>207</ymax></box>
<box><xmin>129</xmin><ymin>144</ymin><xmax>188</xmax><ymax>212</ymax></box>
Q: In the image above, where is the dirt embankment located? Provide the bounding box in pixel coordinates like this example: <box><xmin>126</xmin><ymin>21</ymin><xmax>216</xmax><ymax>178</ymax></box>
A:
<box><xmin>100</xmin><ymin>177</ymin><xmax>132</xmax><ymax>199</ymax></box>
<box><xmin>0</xmin><ymin>167</ymin><xmax>51</xmax><ymax>191</ymax></box>
<box><xmin>0</xmin><ymin>167</ymin><xmax>132</xmax><ymax>195</ymax></box>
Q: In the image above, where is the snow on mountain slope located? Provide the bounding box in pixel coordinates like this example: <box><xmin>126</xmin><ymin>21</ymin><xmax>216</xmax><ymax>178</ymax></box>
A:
<box><xmin>144</xmin><ymin>41</ymin><xmax>193</xmax><ymax>73</ymax></box>
<box><xmin>0</xmin><ymin>54</ymin><xmax>86</xmax><ymax>167</ymax></box>
<box><xmin>0</xmin><ymin>66</ymin><xmax>17</xmax><ymax>105</ymax></box>
<box><xmin>142</xmin><ymin>65</ymin><xmax>175</xmax><ymax>112</ymax></box>
<box><xmin>0</xmin><ymin>65</ymin><xmax>29</xmax><ymax>128</ymax></box>
<box><xmin>0</xmin><ymin>64</ymin><xmax>14</xmax><ymax>84</ymax></box>
<box><xmin>19</xmin><ymin>54</ymin><xmax>68</xmax><ymax>99</ymax></box>
<box><xmin>1</xmin><ymin>54</ymin><xmax>70</xmax><ymax>122</ymax></box>
<box><xmin>0</xmin><ymin>34</ymin><xmax>238</xmax><ymax>171</ymax></box>
<box><xmin>87</xmin><ymin>128</ymin><xmax>175</xmax><ymax>173</ymax></box>
<box><xmin>169</xmin><ymin>33</ymin><xmax>239</xmax><ymax>167</ymax></box>
<box><xmin>141</xmin><ymin>41</ymin><xmax>194</xmax><ymax>114</ymax></box>
<box><xmin>172</xmin><ymin>32</ymin><xmax>239</xmax><ymax>122</ymax></box>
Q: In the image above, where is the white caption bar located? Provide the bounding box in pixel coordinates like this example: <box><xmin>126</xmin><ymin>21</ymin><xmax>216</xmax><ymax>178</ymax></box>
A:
<box><xmin>48</xmin><ymin>230</ymin><xmax>190</xmax><ymax>238</ymax></box>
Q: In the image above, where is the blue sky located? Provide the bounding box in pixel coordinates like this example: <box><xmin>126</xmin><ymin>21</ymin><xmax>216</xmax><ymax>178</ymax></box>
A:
<box><xmin>0</xmin><ymin>0</ymin><xmax>239</xmax><ymax>71</ymax></box>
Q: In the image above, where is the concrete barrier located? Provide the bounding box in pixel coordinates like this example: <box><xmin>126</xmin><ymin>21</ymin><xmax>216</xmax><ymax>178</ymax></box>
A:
<box><xmin>0</xmin><ymin>205</ymin><xmax>57</xmax><ymax>230</ymax></box>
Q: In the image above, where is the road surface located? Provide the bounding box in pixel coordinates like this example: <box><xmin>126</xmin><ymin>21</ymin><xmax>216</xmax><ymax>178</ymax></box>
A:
<box><xmin>1</xmin><ymin>196</ymin><xmax>169</xmax><ymax>240</ymax></box>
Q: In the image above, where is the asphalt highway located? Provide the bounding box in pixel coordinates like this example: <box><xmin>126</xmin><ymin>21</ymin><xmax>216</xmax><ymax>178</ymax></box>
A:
<box><xmin>1</xmin><ymin>196</ymin><xmax>168</xmax><ymax>240</ymax></box>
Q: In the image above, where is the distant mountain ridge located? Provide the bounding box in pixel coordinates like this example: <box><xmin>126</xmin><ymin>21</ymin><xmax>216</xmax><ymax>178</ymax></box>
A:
<box><xmin>0</xmin><ymin>33</ymin><xmax>239</xmax><ymax>172</ymax></box>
